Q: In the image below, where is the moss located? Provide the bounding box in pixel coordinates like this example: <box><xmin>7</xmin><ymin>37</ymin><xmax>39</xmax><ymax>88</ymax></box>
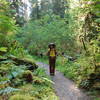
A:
<box><xmin>33</xmin><ymin>76</ymin><xmax>45</xmax><ymax>85</ymax></box>
<box><xmin>9</xmin><ymin>94</ymin><xmax>35</xmax><ymax>100</ymax></box>
<box><xmin>22</xmin><ymin>70</ymin><xmax>33</xmax><ymax>83</ymax></box>
<box><xmin>0</xmin><ymin>67</ymin><xmax>8</xmax><ymax>76</ymax></box>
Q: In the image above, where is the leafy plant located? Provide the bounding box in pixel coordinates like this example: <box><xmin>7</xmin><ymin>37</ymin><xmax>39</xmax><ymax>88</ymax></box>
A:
<box><xmin>0</xmin><ymin>47</ymin><xmax>7</xmax><ymax>52</ymax></box>
<box><xmin>0</xmin><ymin>0</ymin><xmax>17</xmax><ymax>34</ymax></box>
<box><xmin>9</xmin><ymin>94</ymin><xmax>35</xmax><ymax>100</ymax></box>
<box><xmin>33</xmin><ymin>67</ymin><xmax>46</xmax><ymax>77</ymax></box>
<box><xmin>0</xmin><ymin>87</ymin><xmax>20</xmax><ymax>95</ymax></box>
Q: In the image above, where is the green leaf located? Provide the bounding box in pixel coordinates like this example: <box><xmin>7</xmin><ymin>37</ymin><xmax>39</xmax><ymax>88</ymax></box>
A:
<box><xmin>0</xmin><ymin>47</ymin><xmax>7</xmax><ymax>52</ymax></box>
<box><xmin>0</xmin><ymin>87</ymin><xmax>20</xmax><ymax>95</ymax></box>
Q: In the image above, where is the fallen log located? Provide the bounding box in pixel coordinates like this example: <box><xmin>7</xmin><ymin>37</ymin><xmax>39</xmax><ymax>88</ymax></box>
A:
<box><xmin>0</xmin><ymin>55</ymin><xmax>38</xmax><ymax>71</ymax></box>
<box><xmin>8</xmin><ymin>55</ymin><xmax>38</xmax><ymax>71</ymax></box>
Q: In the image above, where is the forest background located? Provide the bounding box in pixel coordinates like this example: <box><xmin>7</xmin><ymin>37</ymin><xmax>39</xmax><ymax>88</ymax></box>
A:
<box><xmin>0</xmin><ymin>0</ymin><xmax>100</xmax><ymax>99</ymax></box>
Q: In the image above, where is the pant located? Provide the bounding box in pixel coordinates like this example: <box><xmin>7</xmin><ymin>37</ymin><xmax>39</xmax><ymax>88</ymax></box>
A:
<box><xmin>49</xmin><ymin>57</ymin><xmax>56</xmax><ymax>75</ymax></box>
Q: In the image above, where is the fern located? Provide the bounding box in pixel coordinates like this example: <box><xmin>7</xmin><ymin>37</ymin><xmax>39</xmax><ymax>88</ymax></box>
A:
<box><xmin>0</xmin><ymin>47</ymin><xmax>7</xmax><ymax>52</ymax></box>
<box><xmin>0</xmin><ymin>87</ymin><xmax>20</xmax><ymax>95</ymax></box>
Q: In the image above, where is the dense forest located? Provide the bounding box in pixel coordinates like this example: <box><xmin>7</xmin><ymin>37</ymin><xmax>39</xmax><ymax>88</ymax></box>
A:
<box><xmin>0</xmin><ymin>0</ymin><xmax>100</xmax><ymax>100</ymax></box>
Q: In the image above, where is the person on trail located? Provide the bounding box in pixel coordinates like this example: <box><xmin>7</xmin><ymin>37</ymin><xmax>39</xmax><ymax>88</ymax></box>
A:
<box><xmin>47</xmin><ymin>43</ymin><xmax>57</xmax><ymax>76</ymax></box>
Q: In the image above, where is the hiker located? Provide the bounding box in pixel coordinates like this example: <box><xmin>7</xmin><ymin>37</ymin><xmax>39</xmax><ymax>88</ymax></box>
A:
<box><xmin>47</xmin><ymin>43</ymin><xmax>57</xmax><ymax>76</ymax></box>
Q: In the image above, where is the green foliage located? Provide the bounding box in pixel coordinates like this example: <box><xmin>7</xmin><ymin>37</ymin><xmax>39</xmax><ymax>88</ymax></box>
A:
<box><xmin>22</xmin><ymin>70</ymin><xmax>33</xmax><ymax>83</ymax></box>
<box><xmin>33</xmin><ymin>67</ymin><xmax>46</xmax><ymax>77</ymax></box>
<box><xmin>30</xmin><ymin>84</ymin><xmax>58</xmax><ymax>100</ymax></box>
<box><xmin>33</xmin><ymin>67</ymin><xmax>54</xmax><ymax>85</ymax></box>
<box><xmin>0</xmin><ymin>63</ymin><xmax>14</xmax><ymax>76</ymax></box>
<box><xmin>9</xmin><ymin>94</ymin><xmax>35</xmax><ymax>100</ymax></box>
<box><xmin>0</xmin><ymin>0</ymin><xmax>99</xmax><ymax>99</ymax></box>
<box><xmin>57</xmin><ymin>57</ymin><xmax>79</xmax><ymax>80</ymax></box>
<box><xmin>8</xmin><ymin>40</ymin><xmax>27</xmax><ymax>58</ymax></box>
<box><xmin>0</xmin><ymin>87</ymin><xmax>20</xmax><ymax>95</ymax></box>
<box><xmin>8</xmin><ymin>65</ymin><xmax>26</xmax><ymax>80</ymax></box>
<box><xmin>0</xmin><ymin>62</ymin><xmax>57</xmax><ymax>100</ymax></box>
<box><xmin>16</xmin><ymin>14</ymin><xmax>76</xmax><ymax>56</ymax></box>
<box><xmin>0</xmin><ymin>55</ymin><xmax>57</xmax><ymax>100</ymax></box>
<box><xmin>0</xmin><ymin>0</ymin><xmax>17</xmax><ymax>34</ymax></box>
<box><xmin>0</xmin><ymin>33</ymin><xmax>10</xmax><ymax>47</ymax></box>
<box><xmin>0</xmin><ymin>47</ymin><xmax>7</xmax><ymax>52</ymax></box>
<box><xmin>63</xmin><ymin>0</ymin><xmax>100</xmax><ymax>92</ymax></box>
<box><xmin>57</xmin><ymin>55</ymin><xmax>100</xmax><ymax>90</ymax></box>
<box><xmin>0</xmin><ymin>0</ymin><xmax>58</xmax><ymax>100</ymax></box>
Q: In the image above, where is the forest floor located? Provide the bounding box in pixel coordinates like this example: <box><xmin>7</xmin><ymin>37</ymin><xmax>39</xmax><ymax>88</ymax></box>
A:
<box><xmin>36</xmin><ymin>62</ymin><xmax>92</xmax><ymax>100</ymax></box>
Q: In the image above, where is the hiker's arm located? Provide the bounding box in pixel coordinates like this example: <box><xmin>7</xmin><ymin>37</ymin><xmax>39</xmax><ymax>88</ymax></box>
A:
<box><xmin>47</xmin><ymin>49</ymin><xmax>50</xmax><ymax>56</ymax></box>
<box><xmin>55</xmin><ymin>50</ymin><xmax>58</xmax><ymax>56</ymax></box>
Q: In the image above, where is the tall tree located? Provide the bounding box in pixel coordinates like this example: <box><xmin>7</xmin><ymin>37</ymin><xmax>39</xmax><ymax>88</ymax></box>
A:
<box><xmin>53</xmin><ymin>0</ymin><xmax>65</xmax><ymax>18</ymax></box>
<box><xmin>30</xmin><ymin>0</ymin><xmax>41</xmax><ymax>19</ymax></box>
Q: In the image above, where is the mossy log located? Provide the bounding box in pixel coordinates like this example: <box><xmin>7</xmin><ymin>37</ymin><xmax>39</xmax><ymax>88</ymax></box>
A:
<box><xmin>8</xmin><ymin>56</ymin><xmax>38</xmax><ymax>71</ymax></box>
<box><xmin>0</xmin><ymin>55</ymin><xmax>38</xmax><ymax>71</ymax></box>
<box><xmin>0</xmin><ymin>58</ymin><xmax>7</xmax><ymax>62</ymax></box>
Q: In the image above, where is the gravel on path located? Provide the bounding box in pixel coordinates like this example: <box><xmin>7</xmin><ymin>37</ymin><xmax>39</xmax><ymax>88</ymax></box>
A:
<box><xmin>36</xmin><ymin>62</ymin><xmax>92</xmax><ymax>100</ymax></box>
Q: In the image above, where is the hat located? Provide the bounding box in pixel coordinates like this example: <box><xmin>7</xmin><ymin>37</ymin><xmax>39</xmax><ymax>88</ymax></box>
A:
<box><xmin>48</xmin><ymin>43</ymin><xmax>56</xmax><ymax>48</ymax></box>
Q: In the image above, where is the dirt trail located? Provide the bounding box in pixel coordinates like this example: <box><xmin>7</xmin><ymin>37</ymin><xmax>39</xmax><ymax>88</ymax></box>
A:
<box><xmin>36</xmin><ymin>62</ymin><xmax>91</xmax><ymax>100</ymax></box>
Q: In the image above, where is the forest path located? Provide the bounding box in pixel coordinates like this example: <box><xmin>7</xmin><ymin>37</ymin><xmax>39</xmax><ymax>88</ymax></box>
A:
<box><xmin>36</xmin><ymin>62</ymin><xmax>91</xmax><ymax>100</ymax></box>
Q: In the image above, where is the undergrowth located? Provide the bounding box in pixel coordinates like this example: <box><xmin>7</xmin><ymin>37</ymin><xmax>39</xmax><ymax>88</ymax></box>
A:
<box><xmin>56</xmin><ymin>56</ymin><xmax>100</xmax><ymax>100</ymax></box>
<box><xmin>0</xmin><ymin>38</ymin><xmax>58</xmax><ymax>100</ymax></box>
